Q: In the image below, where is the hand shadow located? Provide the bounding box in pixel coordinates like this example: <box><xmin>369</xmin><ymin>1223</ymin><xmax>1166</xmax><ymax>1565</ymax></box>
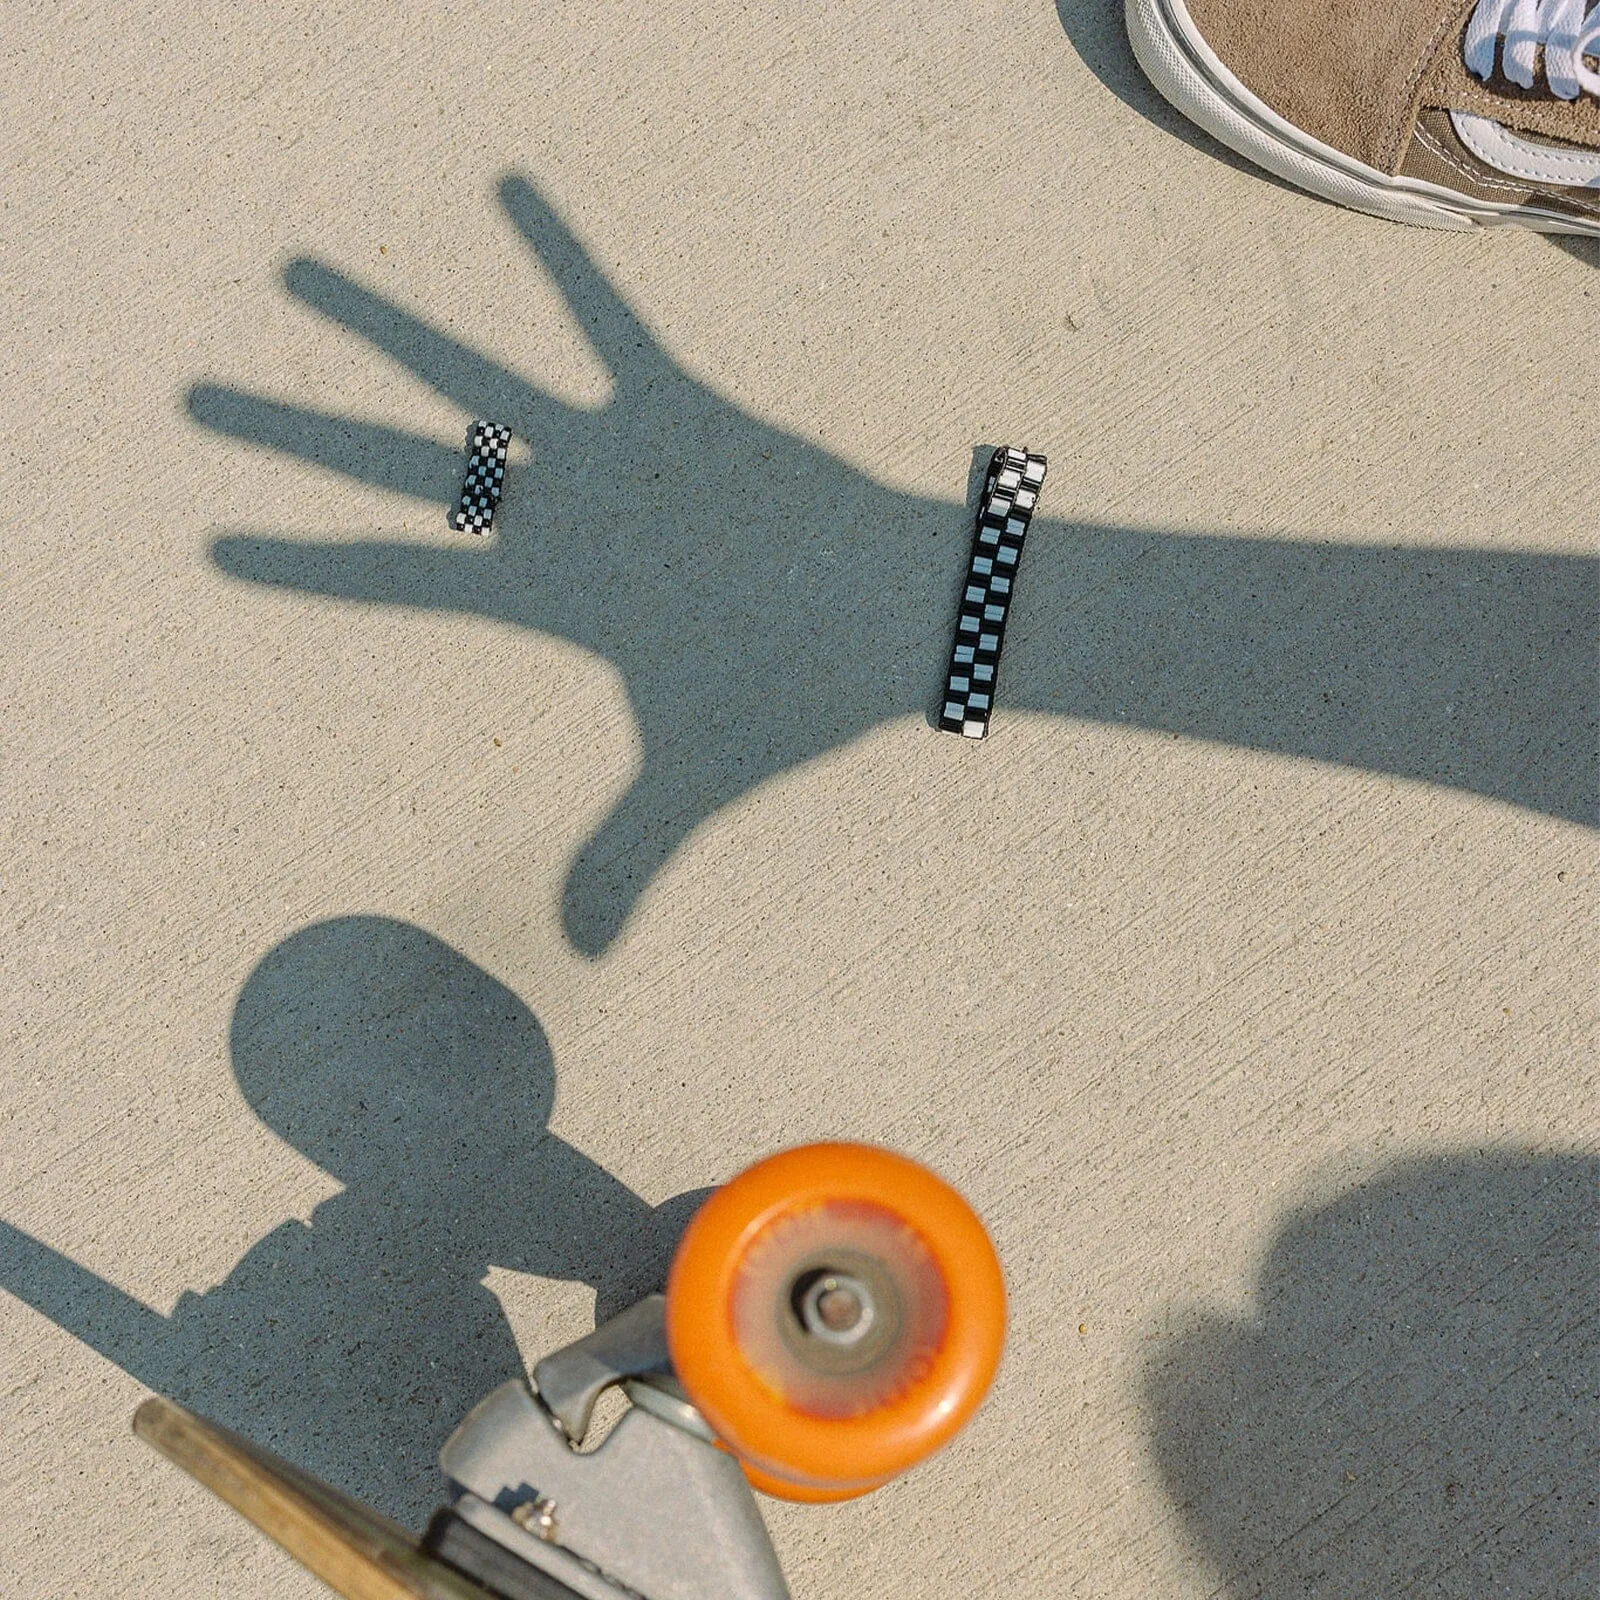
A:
<box><xmin>1145</xmin><ymin>1153</ymin><xmax>1599</xmax><ymax>1596</ymax></box>
<box><xmin>0</xmin><ymin>916</ymin><xmax>711</xmax><ymax>1522</ymax></box>
<box><xmin>194</xmin><ymin>176</ymin><xmax>1597</xmax><ymax>957</ymax></box>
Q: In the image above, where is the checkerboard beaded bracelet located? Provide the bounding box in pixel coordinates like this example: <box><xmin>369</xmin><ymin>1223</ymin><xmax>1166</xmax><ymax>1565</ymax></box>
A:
<box><xmin>449</xmin><ymin>420</ymin><xmax>512</xmax><ymax>535</ymax></box>
<box><xmin>937</xmin><ymin>446</ymin><xmax>1047</xmax><ymax>739</ymax></box>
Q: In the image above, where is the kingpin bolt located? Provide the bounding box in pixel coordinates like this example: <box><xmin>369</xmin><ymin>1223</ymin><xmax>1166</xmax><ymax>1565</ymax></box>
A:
<box><xmin>512</xmin><ymin>1496</ymin><xmax>559</xmax><ymax>1542</ymax></box>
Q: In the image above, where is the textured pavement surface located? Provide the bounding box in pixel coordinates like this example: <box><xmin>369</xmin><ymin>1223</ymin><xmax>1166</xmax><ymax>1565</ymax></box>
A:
<box><xmin>2</xmin><ymin>3</ymin><xmax>1596</xmax><ymax>1597</ymax></box>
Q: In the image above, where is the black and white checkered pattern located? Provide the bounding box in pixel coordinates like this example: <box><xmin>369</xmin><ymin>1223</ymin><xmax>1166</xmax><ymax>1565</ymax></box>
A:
<box><xmin>937</xmin><ymin>445</ymin><xmax>1047</xmax><ymax>740</ymax></box>
<box><xmin>449</xmin><ymin>421</ymin><xmax>513</xmax><ymax>535</ymax></box>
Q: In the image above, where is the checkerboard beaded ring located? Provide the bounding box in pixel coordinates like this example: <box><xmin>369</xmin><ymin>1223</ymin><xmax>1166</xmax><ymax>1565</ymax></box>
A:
<box><xmin>937</xmin><ymin>446</ymin><xmax>1047</xmax><ymax>740</ymax></box>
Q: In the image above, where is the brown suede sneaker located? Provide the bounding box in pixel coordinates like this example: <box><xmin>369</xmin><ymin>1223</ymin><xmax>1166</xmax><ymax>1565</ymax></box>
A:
<box><xmin>1127</xmin><ymin>0</ymin><xmax>1600</xmax><ymax>230</ymax></box>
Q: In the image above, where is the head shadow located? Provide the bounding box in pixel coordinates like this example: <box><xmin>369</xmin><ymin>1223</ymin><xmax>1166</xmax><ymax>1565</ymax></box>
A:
<box><xmin>0</xmin><ymin>916</ymin><xmax>709</xmax><ymax>1521</ymax></box>
<box><xmin>228</xmin><ymin>915</ymin><xmax>708</xmax><ymax>1322</ymax></box>
<box><xmin>231</xmin><ymin>915</ymin><xmax>557</xmax><ymax>1188</ymax></box>
<box><xmin>1144</xmin><ymin>1151</ymin><xmax>1599</xmax><ymax>1595</ymax></box>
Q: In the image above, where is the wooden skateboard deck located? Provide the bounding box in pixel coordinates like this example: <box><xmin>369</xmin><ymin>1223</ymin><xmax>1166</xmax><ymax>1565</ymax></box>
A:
<box><xmin>133</xmin><ymin>1397</ymin><xmax>494</xmax><ymax>1600</ymax></box>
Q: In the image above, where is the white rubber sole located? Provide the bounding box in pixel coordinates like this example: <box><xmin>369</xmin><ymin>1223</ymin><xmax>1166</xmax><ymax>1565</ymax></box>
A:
<box><xmin>1124</xmin><ymin>0</ymin><xmax>1600</xmax><ymax>234</ymax></box>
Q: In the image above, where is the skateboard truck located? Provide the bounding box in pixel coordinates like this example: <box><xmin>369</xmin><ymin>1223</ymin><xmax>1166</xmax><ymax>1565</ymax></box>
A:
<box><xmin>424</xmin><ymin>1294</ymin><xmax>788</xmax><ymax>1600</ymax></box>
<box><xmin>135</xmin><ymin>1143</ymin><xmax>1007</xmax><ymax>1600</ymax></box>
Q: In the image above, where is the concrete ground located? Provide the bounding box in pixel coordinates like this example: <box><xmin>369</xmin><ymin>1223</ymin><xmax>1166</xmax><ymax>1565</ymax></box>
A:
<box><xmin>2</xmin><ymin>3</ymin><xmax>1596</xmax><ymax>1597</ymax></box>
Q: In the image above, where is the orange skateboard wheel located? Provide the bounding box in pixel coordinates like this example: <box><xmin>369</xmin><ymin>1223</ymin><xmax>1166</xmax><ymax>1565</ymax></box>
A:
<box><xmin>666</xmin><ymin>1142</ymin><xmax>1005</xmax><ymax>1500</ymax></box>
<box><xmin>734</xmin><ymin>1459</ymin><xmax>893</xmax><ymax>1503</ymax></box>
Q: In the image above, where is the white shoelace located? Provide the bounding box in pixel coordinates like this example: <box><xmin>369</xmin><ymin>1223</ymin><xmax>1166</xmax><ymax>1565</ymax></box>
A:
<box><xmin>1463</xmin><ymin>0</ymin><xmax>1600</xmax><ymax>98</ymax></box>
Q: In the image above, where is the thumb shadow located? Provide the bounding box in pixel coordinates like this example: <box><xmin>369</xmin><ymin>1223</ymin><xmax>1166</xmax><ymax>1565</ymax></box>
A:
<box><xmin>1145</xmin><ymin>1153</ymin><xmax>1599</xmax><ymax>1596</ymax></box>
